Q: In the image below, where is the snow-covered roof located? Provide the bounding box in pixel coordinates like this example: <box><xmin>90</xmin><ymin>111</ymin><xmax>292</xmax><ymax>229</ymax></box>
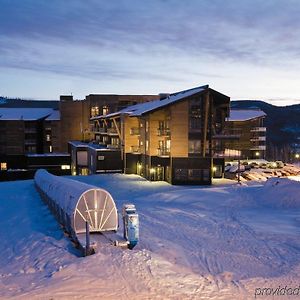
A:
<box><xmin>26</xmin><ymin>153</ymin><xmax>70</xmax><ymax>157</ymax></box>
<box><xmin>93</xmin><ymin>85</ymin><xmax>209</xmax><ymax>120</ymax></box>
<box><xmin>68</xmin><ymin>141</ymin><xmax>89</xmax><ymax>148</ymax></box>
<box><xmin>0</xmin><ymin>108</ymin><xmax>55</xmax><ymax>121</ymax></box>
<box><xmin>126</xmin><ymin>85</ymin><xmax>208</xmax><ymax>117</ymax></box>
<box><xmin>45</xmin><ymin>110</ymin><xmax>60</xmax><ymax>121</ymax></box>
<box><xmin>228</xmin><ymin>109</ymin><xmax>266</xmax><ymax>121</ymax></box>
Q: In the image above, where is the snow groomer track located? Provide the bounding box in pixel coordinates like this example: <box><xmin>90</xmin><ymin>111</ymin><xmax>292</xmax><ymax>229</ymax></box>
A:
<box><xmin>34</xmin><ymin>169</ymin><xmax>118</xmax><ymax>255</ymax></box>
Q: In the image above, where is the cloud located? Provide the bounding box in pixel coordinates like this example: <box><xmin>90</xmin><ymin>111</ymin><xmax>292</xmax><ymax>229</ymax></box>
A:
<box><xmin>1</xmin><ymin>0</ymin><xmax>300</xmax><ymax>100</ymax></box>
<box><xmin>2</xmin><ymin>0</ymin><xmax>300</xmax><ymax>66</ymax></box>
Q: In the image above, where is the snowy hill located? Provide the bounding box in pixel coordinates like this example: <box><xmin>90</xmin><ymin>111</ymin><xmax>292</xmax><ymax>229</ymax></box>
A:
<box><xmin>1</xmin><ymin>174</ymin><xmax>300</xmax><ymax>299</ymax></box>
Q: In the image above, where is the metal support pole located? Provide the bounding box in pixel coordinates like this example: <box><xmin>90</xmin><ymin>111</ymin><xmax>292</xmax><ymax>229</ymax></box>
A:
<box><xmin>85</xmin><ymin>221</ymin><xmax>90</xmax><ymax>256</ymax></box>
<box><xmin>238</xmin><ymin>158</ymin><xmax>241</xmax><ymax>184</ymax></box>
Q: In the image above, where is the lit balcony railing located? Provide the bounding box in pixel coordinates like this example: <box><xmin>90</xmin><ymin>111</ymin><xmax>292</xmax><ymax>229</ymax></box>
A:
<box><xmin>250</xmin><ymin>136</ymin><xmax>266</xmax><ymax>142</ymax></box>
<box><xmin>107</xmin><ymin>144</ymin><xmax>120</xmax><ymax>149</ymax></box>
<box><xmin>250</xmin><ymin>127</ymin><xmax>266</xmax><ymax>132</ymax></box>
<box><xmin>130</xmin><ymin>146</ymin><xmax>141</xmax><ymax>154</ymax></box>
<box><xmin>130</xmin><ymin>127</ymin><xmax>140</xmax><ymax>135</ymax></box>
<box><xmin>157</xmin><ymin>128</ymin><xmax>170</xmax><ymax>136</ymax></box>
<box><xmin>157</xmin><ymin>148</ymin><xmax>170</xmax><ymax>157</ymax></box>
<box><xmin>250</xmin><ymin>145</ymin><xmax>266</xmax><ymax>150</ymax></box>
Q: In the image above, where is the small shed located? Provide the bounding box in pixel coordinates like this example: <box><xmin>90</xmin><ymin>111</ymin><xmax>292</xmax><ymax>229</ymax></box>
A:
<box><xmin>34</xmin><ymin>169</ymin><xmax>118</xmax><ymax>241</ymax></box>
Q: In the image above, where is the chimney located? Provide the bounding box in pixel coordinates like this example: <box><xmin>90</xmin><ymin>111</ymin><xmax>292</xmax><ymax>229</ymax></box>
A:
<box><xmin>159</xmin><ymin>93</ymin><xmax>170</xmax><ymax>100</ymax></box>
<box><xmin>60</xmin><ymin>95</ymin><xmax>73</xmax><ymax>102</ymax></box>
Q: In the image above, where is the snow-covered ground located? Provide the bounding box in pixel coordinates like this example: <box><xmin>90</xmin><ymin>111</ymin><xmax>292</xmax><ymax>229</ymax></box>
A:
<box><xmin>1</xmin><ymin>174</ymin><xmax>300</xmax><ymax>299</ymax></box>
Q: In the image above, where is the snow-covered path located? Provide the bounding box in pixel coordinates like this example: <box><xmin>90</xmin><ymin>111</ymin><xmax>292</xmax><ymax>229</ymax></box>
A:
<box><xmin>1</xmin><ymin>175</ymin><xmax>300</xmax><ymax>299</ymax></box>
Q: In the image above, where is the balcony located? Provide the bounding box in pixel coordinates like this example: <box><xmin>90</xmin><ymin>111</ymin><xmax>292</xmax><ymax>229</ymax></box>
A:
<box><xmin>250</xmin><ymin>136</ymin><xmax>266</xmax><ymax>142</ymax></box>
<box><xmin>250</xmin><ymin>145</ymin><xmax>266</xmax><ymax>151</ymax></box>
<box><xmin>107</xmin><ymin>128</ymin><xmax>118</xmax><ymax>135</ymax></box>
<box><xmin>130</xmin><ymin>127</ymin><xmax>140</xmax><ymax>135</ymax></box>
<box><xmin>107</xmin><ymin>144</ymin><xmax>120</xmax><ymax>149</ymax></box>
<box><xmin>25</xmin><ymin>139</ymin><xmax>37</xmax><ymax>145</ymax></box>
<box><xmin>157</xmin><ymin>128</ymin><xmax>170</xmax><ymax>136</ymax></box>
<box><xmin>92</xmin><ymin>127</ymin><xmax>106</xmax><ymax>134</ymax></box>
<box><xmin>24</xmin><ymin>128</ymin><xmax>37</xmax><ymax>134</ymax></box>
<box><xmin>250</xmin><ymin>127</ymin><xmax>266</xmax><ymax>132</ymax></box>
<box><xmin>157</xmin><ymin>148</ymin><xmax>170</xmax><ymax>157</ymax></box>
<box><xmin>130</xmin><ymin>146</ymin><xmax>141</xmax><ymax>154</ymax></box>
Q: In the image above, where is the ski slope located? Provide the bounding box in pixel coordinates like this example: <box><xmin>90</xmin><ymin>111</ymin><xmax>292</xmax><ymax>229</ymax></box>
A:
<box><xmin>1</xmin><ymin>175</ymin><xmax>300</xmax><ymax>299</ymax></box>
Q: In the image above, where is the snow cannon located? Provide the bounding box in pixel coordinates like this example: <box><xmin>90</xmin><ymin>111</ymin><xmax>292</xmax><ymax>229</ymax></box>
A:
<box><xmin>122</xmin><ymin>204</ymin><xmax>139</xmax><ymax>249</ymax></box>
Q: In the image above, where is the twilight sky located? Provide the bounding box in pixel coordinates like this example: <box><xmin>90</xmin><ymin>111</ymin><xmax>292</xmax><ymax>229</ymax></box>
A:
<box><xmin>1</xmin><ymin>0</ymin><xmax>300</xmax><ymax>105</ymax></box>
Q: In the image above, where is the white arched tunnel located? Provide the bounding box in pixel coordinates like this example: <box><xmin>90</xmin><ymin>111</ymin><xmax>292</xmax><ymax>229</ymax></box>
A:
<box><xmin>75</xmin><ymin>189</ymin><xmax>117</xmax><ymax>233</ymax></box>
<box><xmin>34</xmin><ymin>169</ymin><xmax>118</xmax><ymax>239</ymax></box>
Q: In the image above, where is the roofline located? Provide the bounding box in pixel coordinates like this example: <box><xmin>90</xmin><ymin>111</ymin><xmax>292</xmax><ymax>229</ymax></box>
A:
<box><xmin>89</xmin><ymin>85</ymin><xmax>230</xmax><ymax>120</ymax></box>
<box><xmin>227</xmin><ymin>115</ymin><xmax>266</xmax><ymax>122</ymax></box>
<box><xmin>135</xmin><ymin>86</ymin><xmax>231</xmax><ymax>117</ymax></box>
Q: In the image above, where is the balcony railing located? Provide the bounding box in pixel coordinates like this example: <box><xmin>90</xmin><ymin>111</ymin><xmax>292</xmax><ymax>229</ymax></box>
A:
<box><xmin>107</xmin><ymin>144</ymin><xmax>120</xmax><ymax>149</ymax></box>
<box><xmin>250</xmin><ymin>136</ymin><xmax>266</xmax><ymax>142</ymax></box>
<box><xmin>130</xmin><ymin>127</ymin><xmax>140</xmax><ymax>135</ymax></box>
<box><xmin>250</xmin><ymin>145</ymin><xmax>266</xmax><ymax>150</ymax></box>
<box><xmin>250</xmin><ymin>127</ymin><xmax>266</xmax><ymax>132</ymax></box>
<box><xmin>92</xmin><ymin>127</ymin><xmax>106</xmax><ymax>133</ymax></box>
<box><xmin>130</xmin><ymin>146</ymin><xmax>141</xmax><ymax>154</ymax></box>
<box><xmin>157</xmin><ymin>128</ymin><xmax>170</xmax><ymax>136</ymax></box>
<box><xmin>107</xmin><ymin>128</ymin><xmax>118</xmax><ymax>135</ymax></box>
<box><xmin>157</xmin><ymin>148</ymin><xmax>170</xmax><ymax>157</ymax></box>
<box><xmin>24</xmin><ymin>128</ymin><xmax>37</xmax><ymax>133</ymax></box>
<box><xmin>25</xmin><ymin>139</ymin><xmax>37</xmax><ymax>145</ymax></box>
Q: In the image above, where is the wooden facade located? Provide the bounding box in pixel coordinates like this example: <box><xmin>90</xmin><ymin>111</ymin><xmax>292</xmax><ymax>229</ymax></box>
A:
<box><xmin>91</xmin><ymin>86</ymin><xmax>230</xmax><ymax>185</ymax></box>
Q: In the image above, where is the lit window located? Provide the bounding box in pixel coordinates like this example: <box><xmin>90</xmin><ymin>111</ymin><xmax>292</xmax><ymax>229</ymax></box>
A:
<box><xmin>49</xmin><ymin>145</ymin><xmax>53</xmax><ymax>153</ymax></box>
<box><xmin>102</xmin><ymin>106</ymin><xmax>109</xmax><ymax>115</ymax></box>
<box><xmin>46</xmin><ymin>134</ymin><xmax>51</xmax><ymax>141</ymax></box>
<box><xmin>61</xmin><ymin>165</ymin><xmax>70</xmax><ymax>170</ymax></box>
<box><xmin>91</xmin><ymin>106</ymin><xmax>99</xmax><ymax>117</ymax></box>
<box><xmin>1</xmin><ymin>162</ymin><xmax>7</xmax><ymax>171</ymax></box>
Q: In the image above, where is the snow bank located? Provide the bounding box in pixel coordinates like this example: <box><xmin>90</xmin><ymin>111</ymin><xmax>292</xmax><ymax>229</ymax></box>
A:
<box><xmin>263</xmin><ymin>177</ymin><xmax>300</xmax><ymax>208</ymax></box>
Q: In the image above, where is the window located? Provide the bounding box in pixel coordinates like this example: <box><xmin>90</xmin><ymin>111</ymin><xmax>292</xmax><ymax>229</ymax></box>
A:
<box><xmin>174</xmin><ymin>169</ymin><xmax>188</xmax><ymax>180</ymax></box>
<box><xmin>189</xmin><ymin>101</ymin><xmax>201</xmax><ymax>130</ymax></box>
<box><xmin>49</xmin><ymin>145</ymin><xmax>53</xmax><ymax>153</ymax></box>
<box><xmin>188</xmin><ymin>140</ymin><xmax>201</xmax><ymax>153</ymax></box>
<box><xmin>46</xmin><ymin>134</ymin><xmax>51</xmax><ymax>142</ymax></box>
<box><xmin>0</xmin><ymin>162</ymin><xmax>7</xmax><ymax>171</ymax></box>
<box><xmin>158</xmin><ymin>140</ymin><xmax>170</xmax><ymax>156</ymax></box>
<box><xmin>111</xmin><ymin>137</ymin><xmax>120</xmax><ymax>146</ymax></box>
<box><xmin>91</xmin><ymin>106</ymin><xmax>99</xmax><ymax>117</ymax></box>
<box><xmin>202</xmin><ymin>169</ymin><xmax>210</xmax><ymax>181</ymax></box>
<box><xmin>61</xmin><ymin>165</ymin><xmax>70</xmax><ymax>170</ymax></box>
<box><xmin>188</xmin><ymin>169</ymin><xmax>202</xmax><ymax>180</ymax></box>
<box><xmin>102</xmin><ymin>106</ymin><xmax>109</xmax><ymax>115</ymax></box>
